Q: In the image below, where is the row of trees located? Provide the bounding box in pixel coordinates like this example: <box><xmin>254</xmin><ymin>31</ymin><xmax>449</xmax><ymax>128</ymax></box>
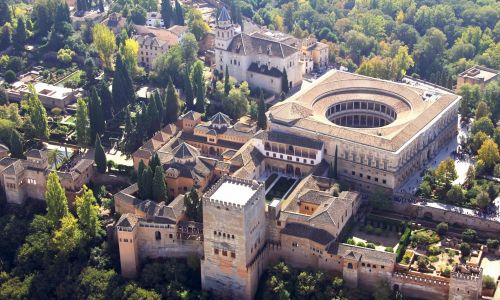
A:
<box><xmin>137</xmin><ymin>157</ymin><xmax>167</xmax><ymax>202</ymax></box>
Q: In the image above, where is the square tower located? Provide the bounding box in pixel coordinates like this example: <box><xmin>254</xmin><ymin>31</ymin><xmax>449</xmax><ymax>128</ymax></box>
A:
<box><xmin>201</xmin><ymin>175</ymin><xmax>266</xmax><ymax>300</ymax></box>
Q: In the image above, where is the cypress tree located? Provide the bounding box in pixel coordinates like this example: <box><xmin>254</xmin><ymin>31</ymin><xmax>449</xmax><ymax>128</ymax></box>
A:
<box><xmin>153</xmin><ymin>91</ymin><xmax>164</xmax><ymax>126</ymax></box>
<box><xmin>13</xmin><ymin>17</ymin><xmax>26</xmax><ymax>50</ymax></box>
<box><xmin>184</xmin><ymin>67</ymin><xmax>194</xmax><ymax>110</ymax></box>
<box><xmin>184</xmin><ymin>188</ymin><xmax>202</xmax><ymax>222</ymax></box>
<box><xmin>88</xmin><ymin>87</ymin><xmax>105</xmax><ymax>143</ymax></box>
<box><xmin>137</xmin><ymin>160</ymin><xmax>146</xmax><ymax>194</ymax></box>
<box><xmin>333</xmin><ymin>145</ymin><xmax>338</xmax><ymax>179</ymax></box>
<box><xmin>165</xmin><ymin>77</ymin><xmax>180</xmax><ymax>123</ymax></box>
<box><xmin>149</xmin><ymin>153</ymin><xmax>161</xmax><ymax>171</ymax></box>
<box><xmin>192</xmin><ymin>62</ymin><xmax>205</xmax><ymax>114</ymax></box>
<box><xmin>75</xmin><ymin>98</ymin><xmax>90</xmax><ymax>148</ymax></box>
<box><xmin>112</xmin><ymin>54</ymin><xmax>135</xmax><ymax>111</ymax></box>
<box><xmin>174</xmin><ymin>0</ymin><xmax>184</xmax><ymax>25</ymax></box>
<box><xmin>161</xmin><ymin>0</ymin><xmax>172</xmax><ymax>28</ymax></box>
<box><xmin>0</xmin><ymin>24</ymin><xmax>12</xmax><ymax>51</ymax></box>
<box><xmin>257</xmin><ymin>88</ymin><xmax>267</xmax><ymax>130</ymax></box>
<box><xmin>94</xmin><ymin>135</ymin><xmax>107</xmax><ymax>173</ymax></box>
<box><xmin>123</xmin><ymin>106</ymin><xmax>136</xmax><ymax>155</ymax></box>
<box><xmin>45</xmin><ymin>171</ymin><xmax>69</xmax><ymax>225</ymax></box>
<box><xmin>0</xmin><ymin>1</ymin><xmax>12</xmax><ymax>26</ymax></box>
<box><xmin>147</xmin><ymin>94</ymin><xmax>160</xmax><ymax>133</ymax></box>
<box><xmin>98</xmin><ymin>0</ymin><xmax>104</xmax><ymax>12</ymax></box>
<box><xmin>152</xmin><ymin>166</ymin><xmax>167</xmax><ymax>202</ymax></box>
<box><xmin>84</xmin><ymin>57</ymin><xmax>97</xmax><ymax>87</ymax></box>
<box><xmin>224</xmin><ymin>65</ymin><xmax>230</xmax><ymax>96</ymax></box>
<box><xmin>141</xmin><ymin>167</ymin><xmax>153</xmax><ymax>199</ymax></box>
<box><xmin>282</xmin><ymin>68</ymin><xmax>289</xmax><ymax>94</ymax></box>
<box><xmin>27</xmin><ymin>84</ymin><xmax>49</xmax><ymax>140</ymax></box>
<box><xmin>98</xmin><ymin>80</ymin><xmax>113</xmax><ymax>117</ymax></box>
<box><xmin>9</xmin><ymin>130</ymin><xmax>23</xmax><ymax>159</ymax></box>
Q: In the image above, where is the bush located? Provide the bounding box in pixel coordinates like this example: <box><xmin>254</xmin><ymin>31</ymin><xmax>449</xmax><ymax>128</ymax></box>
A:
<box><xmin>428</xmin><ymin>245</ymin><xmax>441</xmax><ymax>255</ymax></box>
<box><xmin>428</xmin><ymin>256</ymin><xmax>439</xmax><ymax>263</ymax></box>
<box><xmin>462</xmin><ymin>229</ymin><xmax>477</xmax><ymax>243</ymax></box>
<box><xmin>384</xmin><ymin>247</ymin><xmax>393</xmax><ymax>253</ymax></box>
<box><xmin>486</xmin><ymin>239</ymin><xmax>499</xmax><ymax>250</ymax></box>
<box><xmin>366</xmin><ymin>243</ymin><xmax>375</xmax><ymax>249</ymax></box>
<box><xmin>459</xmin><ymin>242</ymin><xmax>471</xmax><ymax>257</ymax></box>
<box><xmin>483</xmin><ymin>275</ymin><xmax>496</xmax><ymax>290</ymax></box>
<box><xmin>346</xmin><ymin>238</ymin><xmax>355</xmax><ymax>245</ymax></box>
<box><xmin>4</xmin><ymin>70</ymin><xmax>16</xmax><ymax>83</ymax></box>
<box><xmin>417</xmin><ymin>255</ymin><xmax>429</xmax><ymax>269</ymax></box>
<box><xmin>441</xmin><ymin>267</ymin><xmax>451</xmax><ymax>277</ymax></box>
<box><xmin>436</xmin><ymin>222</ymin><xmax>448</xmax><ymax>236</ymax></box>
<box><xmin>356</xmin><ymin>241</ymin><xmax>366</xmax><ymax>247</ymax></box>
<box><xmin>411</xmin><ymin>230</ymin><xmax>440</xmax><ymax>246</ymax></box>
<box><xmin>374</xmin><ymin>228</ymin><xmax>383</xmax><ymax>236</ymax></box>
<box><xmin>396</xmin><ymin>227</ymin><xmax>411</xmax><ymax>262</ymax></box>
<box><xmin>365</xmin><ymin>225</ymin><xmax>374</xmax><ymax>234</ymax></box>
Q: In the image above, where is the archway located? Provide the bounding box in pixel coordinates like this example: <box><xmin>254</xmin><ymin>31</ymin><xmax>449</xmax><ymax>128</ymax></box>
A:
<box><xmin>286</xmin><ymin>164</ymin><xmax>293</xmax><ymax>175</ymax></box>
<box><xmin>209</xmin><ymin>147</ymin><xmax>216</xmax><ymax>156</ymax></box>
<box><xmin>295</xmin><ymin>167</ymin><xmax>301</xmax><ymax>177</ymax></box>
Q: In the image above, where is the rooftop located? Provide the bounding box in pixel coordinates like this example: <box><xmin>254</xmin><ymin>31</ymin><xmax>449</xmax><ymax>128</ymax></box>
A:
<box><xmin>459</xmin><ymin>65</ymin><xmax>498</xmax><ymax>82</ymax></box>
<box><xmin>208</xmin><ymin>177</ymin><xmax>259</xmax><ymax>206</ymax></box>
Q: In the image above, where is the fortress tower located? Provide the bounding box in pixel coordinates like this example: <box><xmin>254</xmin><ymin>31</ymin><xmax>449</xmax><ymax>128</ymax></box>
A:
<box><xmin>201</xmin><ymin>175</ymin><xmax>267</xmax><ymax>300</ymax></box>
<box><xmin>448</xmin><ymin>266</ymin><xmax>482</xmax><ymax>300</ymax></box>
<box><xmin>214</xmin><ymin>7</ymin><xmax>235</xmax><ymax>51</ymax></box>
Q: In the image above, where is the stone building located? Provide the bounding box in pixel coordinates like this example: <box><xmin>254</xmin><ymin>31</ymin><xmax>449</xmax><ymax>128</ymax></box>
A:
<box><xmin>456</xmin><ymin>65</ymin><xmax>498</xmax><ymax>91</ymax></box>
<box><xmin>267</xmin><ymin>70</ymin><xmax>461</xmax><ymax>192</ymax></box>
<box><xmin>214</xmin><ymin>7</ymin><xmax>302</xmax><ymax>94</ymax></box>
<box><xmin>0</xmin><ymin>149</ymin><xmax>94</xmax><ymax>205</ymax></box>
<box><xmin>7</xmin><ymin>81</ymin><xmax>77</xmax><ymax>109</ymax></box>
<box><xmin>133</xmin><ymin>25</ymin><xmax>187</xmax><ymax>70</ymax></box>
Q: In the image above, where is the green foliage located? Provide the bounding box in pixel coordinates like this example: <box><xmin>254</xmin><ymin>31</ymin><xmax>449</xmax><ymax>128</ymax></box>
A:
<box><xmin>396</xmin><ymin>227</ymin><xmax>411</xmax><ymax>262</ymax></box>
<box><xmin>373</xmin><ymin>279</ymin><xmax>391</xmax><ymax>300</ymax></box>
<box><xmin>483</xmin><ymin>275</ymin><xmax>496</xmax><ymax>290</ymax></box>
<box><xmin>94</xmin><ymin>135</ymin><xmax>107</xmax><ymax>173</ymax></box>
<box><xmin>152</xmin><ymin>166</ymin><xmax>167</xmax><ymax>202</ymax></box>
<box><xmin>486</xmin><ymin>239</ymin><xmax>499</xmax><ymax>250</ymax></box>
<box><xmin>76</xmin><ymin>186</ymin><xmax>100</xmax><ymax>238</ymax></box>
<box><xmin>459</xmin><ymin>242</ymin><xmax>471</xmax><ymax>257</ymax></box>
<box><xmin>281</xmin><ymin>68</ymin><xmax>289</xmax><ymax>94</ymax></box>
<box><xmin>75</xmin><ymin>98</ymin><xmax>89</xmax><ymax>148</ymax></box>
<box><xmin>472</xmin><ymin>116</ymin><xmax>494</xmax><ymax>136</ymax></box>
<box><xmin>9</xmin><ymin>129</ymin><xmax>23</xmax><ymax>159</ymax></box>
<box><xmin>4</xmin><ymin>69</ymin><xmax>16</xmax><ymax>83</ymax></box>
<box><xmin>436</xmin><ymin>222</ymin><xmax>448</xmax><ymax>236</ymax></box>
<box><xmin>191</xmin><ymin>60</ymin><xmax>205</xmax><ymax>114</ymax></box>
<box><xmin>257</xmin><ymin>88</ymin><xmax>267</xmax><ymax>130</ymax></box>
<box><xmin>13</xmin><ymin>17</ymin><xmax>26</xmax><ymax>50</ymax></box>
<box><xmin>462</xmin><ymin>229</ymin><xmax>477</xmax><ymax>243</ymax></box>
<box><xmin>45</xmin><ymin>171</ymin><xmax>69</xmax><ymax>225</ymax></box>
<box><xmin>112</xmin><ymin>54</ymin><xmax>135</xmax><ymax>111</ymax></box>
<box><xmin>410</xmin><ymin>229</ymin><xmax>440</xmax><ymax>246</ymax></box>
<box><xmin>26</xmin><ymin>84</ymin><xmax>49</xmax><ymax>140</ymax></box>
<box><xmin>184</xmin><ymin>188</ymin><xmax>202</xmax><ymax>222</ymax></box>
<box><xmin>165</xmin><ymin>77</ymin><xmax>180</xmax><ymax>124</ymax></box>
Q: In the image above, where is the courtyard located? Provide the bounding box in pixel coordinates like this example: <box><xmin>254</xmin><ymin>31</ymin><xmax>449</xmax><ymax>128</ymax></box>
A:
<box><xmin>264</xmin><ymin>173</ymin><xmax>299</xmax><ymax>202</ymax></box>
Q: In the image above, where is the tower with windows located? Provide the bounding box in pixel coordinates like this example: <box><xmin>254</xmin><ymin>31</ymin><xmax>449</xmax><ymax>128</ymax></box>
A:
<box><xmin>201</xmin><ymin>176</ymin><xmax>267</xmax><ymax>300</ymax></box>
<box><xmin>214</xmin><ymin>6</ymin><xmax>235</xmax><ymax>50</ymax></box>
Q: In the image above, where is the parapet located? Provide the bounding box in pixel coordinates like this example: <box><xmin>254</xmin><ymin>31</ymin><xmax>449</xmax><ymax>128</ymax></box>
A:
<box><xmin>202</xmin><ymin>175</ymin><xmax>262</xmax><ymax>209</ymax></box>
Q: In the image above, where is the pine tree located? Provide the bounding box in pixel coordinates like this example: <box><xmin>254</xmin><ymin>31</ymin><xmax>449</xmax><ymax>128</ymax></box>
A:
<box><xmin>257</xmin><ymin>88</ymin><xmax>267</xmax><ymax>130</ymax></box>
<box><xmin>88</xmin><ymin>87</ymin><xmax>105</xmax><ymax>143</ymax></box>
<box><xmin>75</xmin><ymin>98</ymin><xmax>90</xmax><ymax>148</ymax></box>
<box><xmin>9</xmin><ymin>130</ymin><xmax>23</xmax><ymax>159</ymax></box>
<box><xmin>224</xmin><ymin>65</ymin><xmax>230</xmax><ymax>96</ymax></box>
<box><xmin>152</xmin><ymin>166</ymin><xmax>167</xmax><ymax>202</ymax></box>
<box><xmin>94</xmin><ymin>135</ymin><xmax>107</xmax><ymax>173</ymax></box>
<box><xmin>140</xmin><ymin>167</ymin><xmax>153</xmax><ymax>199</ymax></box>
<box><xmin>184</xmin><ymin>67</ymin><xmax>194</xmax><ymax>110</ymax></box>
<box><xmin>27</xmin><ymin>84</ymin><xmax>49</xmax><ymax>140</ymax></box>
<box><xmin>333</xmin><ymin>145</ymin><xmax>338</xmax><ymax>179</ymax></box>
<box><xmin>149</xmin><ymin>153</ymin><xmax>161</xmax><ymax>171</ymax></box>
<box><xmin>76</xmin><ymin>185</ymin><xmax>100</xmax><ymax>238</ymax></box>
<box><xmin>282</xmin><ymin>68</ymin><xmax>289</xmax><ymax>94</ymax></box>
<box><xmin>46</xmin><ymin>171</ymin><xmax>69</xmax><ymax>225</ymax></box>
<box><xmin>165</xmin><ymin>77</ymin><xmax>180</xmax><ymax>123</ymax></box>
<box><xmin>13</xmin><ymin>17</ymin><xmax>26</xmax><ymax>50</ymax></box>
<box><xmin>161</xmin><ymin>0</ymin><xmax>173</xmax><ymax>28</ymax></box>
<box><xmin>147</xmin><ymin>95</ymin><xmax>160</xmax><ymax>133</ymax></box>
<box><xmin>174</xmin><ymin>0</ymin><xmax>184</xmax><ymax>25</ymax></box>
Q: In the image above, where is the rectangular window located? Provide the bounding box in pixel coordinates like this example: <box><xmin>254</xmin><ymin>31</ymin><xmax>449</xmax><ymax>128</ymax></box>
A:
<box><xmin>214</xmin><ymin>248</ymin><xmax>219</xmax><ymax>255</ymax></box>
<box><xmin>351</xmin><ymin>171</ymin><xmax>355</xmax><ymax>175</ymax></box>
<box><xmin>231</xmin><ymin>252</ymin><xmax>236</xmax><ymax>258</ymax></box>
<box><xmin>382</xmin><ymin>179</ymin><xmax>387</xmax><ymax>184</ymax></box>
<box><xmin>222</xmin><ymin>250</ymin><xmax>228</xmax><ymax>256</ymax></box>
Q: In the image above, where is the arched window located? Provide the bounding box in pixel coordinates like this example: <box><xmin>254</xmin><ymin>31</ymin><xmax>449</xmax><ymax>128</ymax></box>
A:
<box><xmin>347</xmin><ymin>263</ymin><xmax>353</xmax><ymax>269</ymax></box>
<box><xmin>155</xmin><ymin>231</ymin><xmax>161</xmax><ymax>240</ymax></box>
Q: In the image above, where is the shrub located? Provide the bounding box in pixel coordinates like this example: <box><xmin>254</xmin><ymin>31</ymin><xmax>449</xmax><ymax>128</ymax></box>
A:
<box><xmin>346</xmin><ymin>238</ymin><xmax>355</xmax><ymax>245</ymax></box>
<box><xmin>417</xmin><ymin>255</ymin><xmax>429</xmax><ymax>269</ymax></box>
<box><xmin>374</xmin><ymin>228</ymin><xmax>383</xmax><ymax>236</ymax></box>
<box><xmin>459</xmin><ymin>242</ymin><xmax>471</xmax><ymax>257</ymax></box>
<box><xmin>462</xmin><ymin>229</ymin><xmax>477</xmax><ymax>243</ymax></box>
<box><xmin>365</xmin><ymin>225</ymin><xmax>374</xmax><ymax>234</ymax></box>
<box><xmin>396</xmin><ymin>227</ymin><xmax>411</xmax><ymax>262</ymax></box>
<box><xmin>436</xmin><ymin>222</ymin><xmax>448</xmax><ymax>236</ymax></box>
<box><xmin>411</xmin><ymin>230</ymin><xmax>439</xmax><ymax>246</ymax></box>
<box><xmin>356</xmin><ymin>241</ymin><xmax>366</xmax><ymax>248</ymax></box>
<box><xmin>4</xmin><ymin>69</ymin><xmax>16</xmax><ymax>83</ymax></box>
<box><xmin>441</xmin><ymin>267</ymin><xmax>451</xmax><ymax>277</ymax></box>
<box><xmin>384</xmin><ymin>247</ymin><xmax>393</xmax><ymax>253</ymax></box>
<box><xmin>428</xmin><ymin>245</ymin><xmax>441</xmax><ymax>255</ymax></box>
<box><xmin>486</xmin><ymin>239</ymin><xmax>499</xmax><ymax>250</ymax></box>
<box><xmin>428</xmin><ymin>256</ymin><xmax>439</xmax><ymax>263</ymax></box>
<box><xmin>483</xmin><ymin>275</ymin><xmax>496</xmax><ymax>290</ymax></box>
<box><xmin>366</xmin><ymin>243</ymin><xmax>375</xmax><ymax>249</ymax></box>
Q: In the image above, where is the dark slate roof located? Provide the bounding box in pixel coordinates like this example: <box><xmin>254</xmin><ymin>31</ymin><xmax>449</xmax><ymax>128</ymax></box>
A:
<box><xmin>180</xmin><ymin>110</ymin><xmax>202</xmax><ymax>121</ymax></box>
<box><xmin>248</xmin><ymin>63</ymin><xmax>283</xmax><ymax>78</ymax></box>
<box><xmin>210</xmin><ymin>112</ymin><xmax>231</xmax><ymax>126</ymax></box>
<box><xmin>25</xmin><ymin>149</ymin><xmax>44</xmax><ymax>159</ymax></box>
<box><xmin>281</xmin><ymin>222</ymin><xmax>335</xmax><ymax>245</ymax></box>
<box><xmin>255</xmin><ymin>130</ymin><xmax>323</xmax><ymax>150</ymax></box>
<box><xmin>172</xmin><ymin>142</ymin><xmax>199</xmax><ymax>159</ymax></box>
<box><xmin>218</xmin><ymin>6</ymin><xmax>231</xmax><ymax>22</ymax></box>
<box><xmin>116</xmin><ymin>213</ymin><xmax>139</xmax><ymax>228</ymax></box>
<box><xmin>327</xmin><ymin>243</ymin><xmax>397</xmax><ymax>264</ymax></box>
<box><xmin>227</xmin><ymin>33</ymin><xmax>297</xmax><ymax>58</ymax></box>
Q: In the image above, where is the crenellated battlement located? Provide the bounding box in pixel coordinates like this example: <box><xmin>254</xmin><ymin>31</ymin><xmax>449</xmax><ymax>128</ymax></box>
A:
<box><xmin>202</xmin><ymin>175</ymin><xmax>263</xmax><ymax>210</ymax></box>
<box><xmin>393</xmin><ymin>272</ymin><xmax>449</xmax><ymax>286</ymax></box>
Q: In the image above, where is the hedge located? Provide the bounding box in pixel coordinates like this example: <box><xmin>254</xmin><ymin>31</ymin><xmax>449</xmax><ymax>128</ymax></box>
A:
<box><xmin>396</xmin><ymin>227</ymin><xmax>411</xmax><ymax>262</ymax></box>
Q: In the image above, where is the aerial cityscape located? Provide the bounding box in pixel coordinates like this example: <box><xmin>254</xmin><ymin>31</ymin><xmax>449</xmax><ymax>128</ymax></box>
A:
<box><xmin>0</xmin><ymin>0</ymin><xmax>499</xmax><ymax>299</ymax></box>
